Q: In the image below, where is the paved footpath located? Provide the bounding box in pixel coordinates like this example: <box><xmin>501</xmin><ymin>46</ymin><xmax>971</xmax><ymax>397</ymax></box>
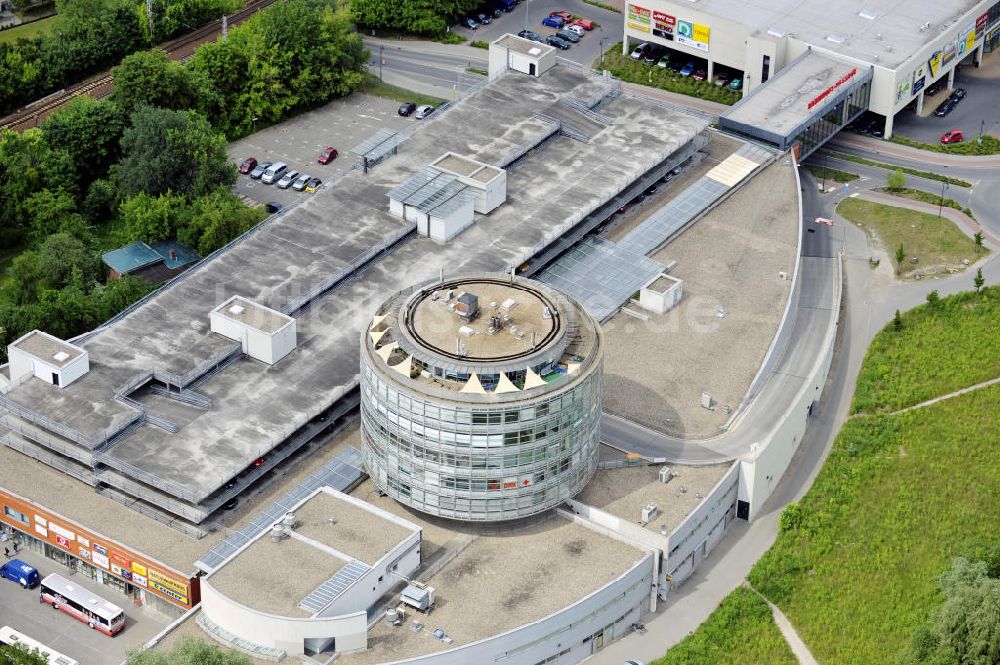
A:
<box><xmin>832</xmin><ymin>134</ymin><xmax>1000</xmax><ymax>169</ymax></box>
<box><xmin>887</xmin><ymin>375</ymin><xmax>1000</xmax><ymax>416</ymax></box>
<box><xmin>745</xmin><ymin>583</ymin><xmax>820</xmax><ymax>665</ymax></box>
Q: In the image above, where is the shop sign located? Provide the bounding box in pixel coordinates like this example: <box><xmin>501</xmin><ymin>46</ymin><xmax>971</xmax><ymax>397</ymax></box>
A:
<box><xmin>92</xmin><ymin>551</ymin><xmax>109</xmax><ymax>569</ymax></box>
<box><xmin>34</xmin><ymin>516</ymin><xmax>47</xmax><ymax>527</ymax></box>
<box><xmin>34</xmin><ymin>524</ymin><xmax>47</xmax><ymax>538</ymax></box>
<box><xmin>653</xmin><ymin>11</ymin><xmax>675</xmax><ymax>40</ymax></box>
<box><xmin>111</xmin><ymin>552</ymin><xmax>131</xmax><ymax>578</ymax></box>
<box><xmin>628</xmin><ymin>3</ymin><xmax>651</xmax><ymax>33</ymax></box>
<box><xmin>912</xmin><ymin>75</ymin><xmax>926</xmax><ymax>95</ymax></box>
<box><xmin>55</xmin><ymin>535</ymin><xmax>71</xmax><ymax>549</ymax></box>
<box><xmin>78</xmin><ymin>547</ymin><xmax>91</xmax><ymax>560</ymax></box>
<box><xmin>942</xmin><ymin>40</ymin><xmax>957</xmax><ymax>66</ymax></box>
<box><xmin>132</xmin><ymin>573</ymin><xmax>148</xmax><ymax>588</ymax></box>
<box><xmin>77</xmin><ymin>536</ymin><xmax>89</xmax><ymax>548</ymax></box>
<box><xmin>957</xmin><ymin>23</ymin><xmax>976</xmax><ymax>55</ymax></box>
<box><xmin>976</xmin><ymin>12</ymin><xmax>989</xmax><ymax>38</ymax></box>
<box><xmin>132</xmin><ymin>562</ymin><xmax>147</xmax><ymax>576</ymax></box>
<box><xmin>93</xmin><ymin>543</ymin><xmax>108</xmax><ymax>556</ymax></box>
<box><xmin>50</xmin><ymin>522</ymin><xmax>75</xmax><ymax>541</ymax></box>
<box><xmin>807</xmin><ymin>68</ymin><xmax>858</xmax><ymax>110</ymax></box>
<box><xmin>148</xmin><ymin>570</ymin><xmax>189</xmax><ymax>605</ymax></box>
<box><xmin>895</xmin><ymin>77</ymin><xmax>910</xmax><ymax>102</ymax></box>
<box><xmin>677</xmin><ymin>20</ymin><xmax>710</xmax><ymax>52</ymax></box>
<box><xmin>927</xmin><ymin>50</ymin><xmax>943</xmax><ymax>77</ymax></box>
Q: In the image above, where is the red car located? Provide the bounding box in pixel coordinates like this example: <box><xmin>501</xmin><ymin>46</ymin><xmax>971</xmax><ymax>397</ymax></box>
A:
<box><xmin>693</xmin><ymin>69</ymin><xmax>707</xmax><ymax>81</ymax></box>
<box><xmin>318</xmin><ymin>146</ymin><xmax>338</xmax><ymax>164</ymax></box>
<box><xmin>549</xmin><ymin>10</ymin><xmax>574</xmax><ymax>21</ymax></box>
<box><xmin>572</xmin><ymin>18</ymin><xmax>593</xmax><ymax>30</ymax></box>
<box><xmin>238</xmin><ymin>157</ymin><xmax>257</xmax><ymax>174</ymax></box>
<box><xmin>940</xmin><ymin>130</ymin><xmax>964</xmax><ymax>144</ymax></box>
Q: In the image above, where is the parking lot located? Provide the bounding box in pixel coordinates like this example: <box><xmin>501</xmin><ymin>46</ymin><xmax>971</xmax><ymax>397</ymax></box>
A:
<box><xmin>227</xmin><ymin>93</ymin><xmax>414</xmax><ymax>209</ymax></box>
<box><xmin>891</xmin><ymin>52</ymin><xmax>1000</xmax><ymax>144</ymax></box>
<box><xmin>453</xmin><ymin>0</ymin><xmax>623</xmax><ymax>67</ymax></box>
<box><xmin>0</xmin><ymin>549</ymin><xmax>171</xmax><ymax>665</ymax></box>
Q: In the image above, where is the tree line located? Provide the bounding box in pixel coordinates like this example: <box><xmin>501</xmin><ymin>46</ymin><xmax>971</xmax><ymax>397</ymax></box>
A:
<box><xmin>351</xmin><ymin>0</ymin><xmax>484</xmax><ymax>37</ymax></box>
<box><xmin>0</xmin><ymin>0</ymin><xmax>367</xmax><ymax>360</ymax></box>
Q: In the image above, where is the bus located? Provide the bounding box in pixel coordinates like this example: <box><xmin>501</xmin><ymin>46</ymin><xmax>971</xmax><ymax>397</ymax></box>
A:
<box><xmin>0</xmin><ymin>625</ymin><xmax>79</xmax><ymax>665</ymax></box>
<box><xmin>38</xmin><ymin>573</ymin><xmax>126</xmax><ymax>636</ymax></box>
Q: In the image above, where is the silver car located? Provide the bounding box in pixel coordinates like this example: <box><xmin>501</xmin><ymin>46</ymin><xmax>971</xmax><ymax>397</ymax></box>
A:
<box><xmin>415</xmin><ymin>105</ymin><xmax>435</xmax><ymax>119</ymax></box>
<box><xmin>291</xmin><ymin>174</ymin><xmax>312</xmax><ymax>191</ymax></box>
<box><xmin>276</xmin><ymin>170</ymin><xmax>299</xmax><ymax>189</ymax></box>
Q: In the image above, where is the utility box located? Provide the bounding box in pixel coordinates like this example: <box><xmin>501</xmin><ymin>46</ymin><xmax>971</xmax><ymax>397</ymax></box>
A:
<box><xmin>641</xmin><ymin>503</ymin><xmax>658</xmax><ymax>523</ymax></box>
<box><xmin>638</xmin><ymin>273</ymin><xmax>683</xmax><ymax>315</ymax></box>
<box><xmin>488</xmin><ymin>34</ymin><xmax>557</xmax><ymax>81</ymax></box>
<box><xmin>400</xmin><ymin>582</ymin><xmax>436</xmax><ymax>613</ymax></box>
<box><xmin>210</xmin><ymin>296</ymin><xmax>297</xmax><ymax>365</ymax></box>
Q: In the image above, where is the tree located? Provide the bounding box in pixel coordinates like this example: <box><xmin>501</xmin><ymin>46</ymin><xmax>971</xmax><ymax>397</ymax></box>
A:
<box><xmin>0</xmin><ymin>642</ymin><xmax>49</xmax><ymax>665</ymax></box>
<box><xmin>351</xmin><ymin>0</ymin><xmax>480</xmax><ymax>37</ymax></box>
<box><xmin>24</xmin><ymin>189</ymin><xmax>89</xmax><ymax>242</ymax></box>
<box><xmin>893</xmin><ymin>309</ymin><xmax>903</xmax><ymax>332</ymax></box>
<box><xmin>41</xmin><ymin>97</ymin><xmax>126</xmax><ymax>188</ymax></box>
<box><xmin>117</xmin><ymin>106</ymin><xmax>235</xmax><ymax>199</ymax></box>
<box><xmin>895</xmin><ymin>243</ymin><xmax>906</xmax><ymax>274</ymax></box>
<box><xmin>974</xmin><ymin>231</ymin><xmax>984</xmax><ymax>254</ymax></box>
<box><xmin>5</xmin><ymin>233</ymin><xmax>99</xmax><ymax>304</ymax></box>
<box><xmin>179</xmin><ymin>187</ymin><xmax>266</xmax><ymax>256</ymax></box>
<box><xmin>119</xmin><ymin>192</ymin><xmax>190</xmax><ymax>244</ymax></box>
<box><xmin>974</xmin><ymin>267</ymin><xmax>985</xmax><ymax>293</ymax></box>
<box><xmin>926</xmin><ymin>290</ymin><xmax>940</xmax><ymax>308</ymax></box>
<box><xmin>886</xmin><ymin>168</ymin><xmax>906</xmax><ymax>192</ymax></box>
<box><xmin>126</xmin><ymin>636</ymin><xmax>251</xmax><ymax>665</ymax></box>
<box><xmin>111</xmin><ymin>50</ymin><xmax>206</xmax><ymax>116</ymax></box>
<box><xmin>0</xmin><ymin>129</ymin><xmax>76</xmax><ymax>246</ymax></box>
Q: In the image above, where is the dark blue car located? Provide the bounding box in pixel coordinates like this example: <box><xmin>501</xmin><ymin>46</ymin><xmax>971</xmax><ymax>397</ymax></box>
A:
<box><xmin>0</xmin><ymin>559</ymin><xmax>40</xmax><ymax>589</ymax></box>
<box><xmin>542</xmin><ymin>16</ymin><xmax>564</xmax><ymax>28</ymax></box>
<box><xmin>679</xmin><ymin>61</ymin><xmax>696</xmax><ymax>77</ymax></box>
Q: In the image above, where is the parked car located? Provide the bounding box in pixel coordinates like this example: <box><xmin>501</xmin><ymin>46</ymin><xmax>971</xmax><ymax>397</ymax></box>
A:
<box><xmin>934</xmin><ymin>99</ymin><xmax>956</xmax><ymax>117</ymax></box>
<box><xmin>546</xmin><ymin>34</ymin><xmax>571</xmax><ymax>49</ymax></box>
<box><xmin>693</xmin><ymin>69</ymin><xmax>707</xmax><ymax>80</ymax></box>
<box><xmin>940</xmin><ymin>129</ymin><xmax>964</xmax><ymax>144</ymax></box>
<box><xmin>249</xmin><ymin>160</ymin><xmax>272</xmax><ymax>179</ymax></box>
<box><xmin>223</xmin><ymin>497</ymin><xmax>239</xmax><ymax>510</ymax></box>
<box><xmin>238</xmin><ymin>157</ymin><xmax>257</xmax><ymax>174</ymax></box>
<box><xmin>292</xmin><ymin>173</ymin><xmax>312</xmax><ymax>191</ymax></box>
<box><xmin>643</xmin><ymin>48</ymin><xmax>660</xmax><ymax>64</ymax></box>
<box><xmin>679</xmin><ymin>61</ymin><xmax>695</xmax><ymax>77</ymax></box>
<box><xmin>556</xmin><ymin>28</ymin><xmax>580</xmax><ymax>43</ymax></box>
<box><xmin>729</xmin><ymin>77</ymin><xmax>742</xmax><ymax>90</ymax></box>
<box><xmin>644</xmin><ymin>184</ymin><xmax>658</xmax><ymax>196</ymax></box>
<box><xmin>488</xmin><ymin>7</ymin><xmax>502</xmax><ymax>18</ymax></box>
<box><xmin>318</xmin><ymin>146</ymin><xmax>338</xmax><ymax>164</ymax></box>
<box><xmin>656</xmin><ymin>54</ymin><xmax>671</xmax><ymax>68</ymax></box>
<box><xmin>399</xmin><ymin>102</ymin><xmax>417</xmax><ymax>117</ymax></box>
<box><xmin>276</xmin><ymin>169</ymin><xmax>300</xmax><ymax>189</ymax></box>
<box><xmin>925</xmin><ymin>80</ymin><xmax>944</xmax><ymax>96</ymax></box>
<box><xmin>0</xmin><ymin>559</ymin><xmax>40</xmax><ymax>589</ymax></box>
<box><xmin>542</xmin><ymin>16</ymin><xmax>564</xmax><ymax>28</ymax></box>
<box><xmin>260</xmin><ymin>161</ymin><xmax>288</xmax><ymax>184</ymax></box>
<box><xmin>948</xmin><ymin>87</ymin><xmax>967</xmax><ymax>102</ymax></box>
<box><xmin>415</xmin><ymin>104</ymin><xmax>435</xmax><ymax>119</ymax></box>
<box><xmin>477</xmin><ymin>12</ymin><xmax>491</xmax><ymax>24</ymax></box>
<box><xmin>264</xmin><ymin>201</ymin><xmax>283</xmax><ymax>214</ymax></box>
<box><xmin>572</xmin><ymin>18</ymin><xmax>594</xmax><ymax>30</ymax></box>
<box><xmin>565</xmin><ymin>24</ymin><xmax>585</xmax><ymax>35</ymax></box>
<box><xmin>305</xmin><ymin>177</ymin><xmax>322</xmax><ymax>192</ymax></box>
<box><xmin>714</xmin><ymin>72</ymin><xmax>731</xmax><ymax>86</ymax></box>
<box><xmin>549</xmin><ymin>10</ymin><xmax>573</xmax><ymax>20</ymax></box>
<box><xmin>517</xmin><ymin>29</ymin><xmax>542</xmax><ymax>41</ymax></box>
<box><xmin>630</xmin><ymin>42</ymin><xmax>650</xmax><ymax>59</ymax></box>
<box><xmin>464</xmin><ymin>17</ymin><xmax>479</xmax><ymax>29</ymax></box>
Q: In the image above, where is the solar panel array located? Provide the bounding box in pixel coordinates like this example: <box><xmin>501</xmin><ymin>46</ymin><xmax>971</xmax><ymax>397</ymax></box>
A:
<box><xmin>195</xmin><ymin>447</ymin><xmax>364</xmax><ymax>573</ymax></box>
<box><xmin>538</xmin><ymin>236</ymin><xmax>665</xmax><ymax>322</ymax></box>
<box><xmin>300</xmin><ymin>559</ymin><xmax>372</xmax><ymax>614</ymax></box>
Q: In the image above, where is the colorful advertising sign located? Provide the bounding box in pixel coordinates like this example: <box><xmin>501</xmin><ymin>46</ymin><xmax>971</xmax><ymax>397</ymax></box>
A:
<box><xmin>149</xmin><ymin>570</ymin><xmax>190</xmax><ymax>605</ymax></box>
<box><xmin>92</xmin><ymin>551</ymin><xmax>110</xmax><ymax>569</ymax></box>
<box><xmin>78</xmin><ymin>547</ymin><xmax>91</xmax><ymax>560</ymax></box>
<box><xmin>807</xmin><ymin>68</ymin><xmax>858</xmax><ymax>110</ymax></box>
<box><xmin>976</xmin><ymin>12</ymin><xmax>989</xmax><ymax>38</ymax></box>
<box><xmin>653</xmin><ymin>11</ymin><xmax>675</xmax><ymax>40</ymax></box>
<box><xmin>628</xmin><ymin>3</ymin><xmax>651</xmax><ymax>33</ymax></box>
<box><xmin>942</xmin><ymin>40</ymin><xmax>957</xmax><ymax>66</ymax></box>
<box><xmin>132</xmin><ymin>573</ymin><xmax>148</xmax><ymax>588</ymax></box>
<box><xmin>677</xmin><ymin>20</ymin><xmax>710</xmax><ymax>52</ymax></box>
<box><xmin>77</xmin><ymin>536</ymin><xmax>89</xmax><ymax>548</ymax></box>
<box><xmin>927</xmin><ymin>50</ymin><xmax>943</xmax><ymax>78</ymax></box>
<box><xmin>55</xmin><ymin>535</ymin><xmax>71</xmax><ymax>549</ymax></box>
<box><xmin>132</xmin><ymin>562</ymin><xmax>147</xmax><ymax>577</ymax></box>
<box><xmin>93</xmin><ymin>543</ymin><xmax>108</xmax><ymax>556</ymax></box>
<box><xmin>959</xmin><ymin>23</ymin><xmax>976</xmax><ymax>54</ymax></box>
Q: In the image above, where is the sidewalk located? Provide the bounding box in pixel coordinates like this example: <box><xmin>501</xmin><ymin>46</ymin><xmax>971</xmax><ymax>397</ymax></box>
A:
<box><xmin>856</xmin><ymin>189</ymin><xmax>1000</xmax><ymax>249</ymax></box>
<box><xmin>831</xmin><ymin>134</ymin><xmax>1000</xmax><ymax>168</ymax></box>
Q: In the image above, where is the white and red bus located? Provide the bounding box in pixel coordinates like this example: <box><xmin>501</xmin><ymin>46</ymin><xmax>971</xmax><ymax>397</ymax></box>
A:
<box><xmin>38</xmin><ymin>574</ymin><xmax>125</xmax><ymax>636</ymax></box>
<box><xmin>0</xmin><ymin>625</ymin><xmax>79</xmax><ymax>665</ymax></box>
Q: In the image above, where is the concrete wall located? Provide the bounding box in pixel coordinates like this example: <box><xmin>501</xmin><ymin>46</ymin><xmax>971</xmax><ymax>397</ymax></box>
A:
<box><xmin>738</xmin><ymin>255</ymin><xmax>842</xmax><ymax>521</ymax></box>
<box><xmin>564</xmin><ymin>499</ymin><xmax>669</xmax><ymax>554</ymax></box>
<box><xmin>428</xmin><ymin>198</ymin><xmax>475</xmax><ymax>242</ymax></box>
<box><xmin>374</xmin><ymin>552</ymin><xmax>654</xmax><ymax>665</ymax></box>
<box><xmin>209</xmin><ymin>312</ymin><xmax>296</xmax><ymax>365</ymax></box>
<box><xmin>665</xmin><ymin>462</ymin><xmax>739</xmax><ymax>586</ymax></box>
<box><xmin>318</xmin><ymin>533</ymin><xmax>422</xmax><ymax>618</ymax></box>
<box><xmin>200</xmin><ymin>579</ymin><xmax>369</xmax><ymax>656</ymax></box>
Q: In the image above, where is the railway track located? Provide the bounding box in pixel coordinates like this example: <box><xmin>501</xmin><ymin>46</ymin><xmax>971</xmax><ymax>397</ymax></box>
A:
<box><xmin>0</xmin><ymin>0</ymin><xmax>276</xmax><ymax>132</ymax></box>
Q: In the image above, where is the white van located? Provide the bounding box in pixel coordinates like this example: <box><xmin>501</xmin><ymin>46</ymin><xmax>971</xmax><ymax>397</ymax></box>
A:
<box><xmin>261</xmin><ymin>161</ymin><xmax>288</xmax><ymax>184</ymax></box>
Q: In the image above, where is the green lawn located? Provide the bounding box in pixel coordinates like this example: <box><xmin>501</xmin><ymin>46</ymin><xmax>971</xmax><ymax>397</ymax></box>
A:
<box><xmin>651</xmin><ymin>586</ymin><xmax>797</xmax><ymax>665</ymax></box>
<box><xmin>852</xmin><ymin>287</ymin><xmax>1000</xmax><ymax>413</ymax></box>
<box><xmin>807</xmin><ymin>165</ymin><xmax>859</xmax><ymax>184</ymax></box>
<box><xmin>876</xmin><ymin>187</ymin><xmax>974</xmax><ymax>220</ymax></box>
<box><xmin>836</xmin><ymin>197</ymin><xmax>983</xmax><ymax>274</ymax></box>
<box><xmin>0</xmin><ymin>15</ymin><xmax>56</xmax><ymax>45</ymax></box>
<box><xmin>359</xmin><ymin>74</ymin><xmax>445</xmax><ymax>108</ymax></box>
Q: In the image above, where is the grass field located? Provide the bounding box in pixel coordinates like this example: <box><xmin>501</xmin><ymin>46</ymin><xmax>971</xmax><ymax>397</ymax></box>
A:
<box><xmin>0</xmin><ymin>15</ymin><xmax>56</xmax><ymax>45</ymax></box>
<box><xmin>876</xmin><ymin>187</ymin><xmax>975</xmax><ymax>220</ymax></box>
<box><xmin>359</xmin><ymin>74</ymin><xmax>445</xmax><ymax>108</ymax></box>
<box><xmin>651</xmin><ymin>587</ymin><xmax>797</xmax><ymax>665</ymax></box>
<box><xmin>852</xmin><ymin>287</ymin><xmax>1000</xmax><ymax>413</ymax></box>
<box><xmin>836</xmin><ymin>197</ymin><xmax>982</xmax><ymax>274</ymax></box>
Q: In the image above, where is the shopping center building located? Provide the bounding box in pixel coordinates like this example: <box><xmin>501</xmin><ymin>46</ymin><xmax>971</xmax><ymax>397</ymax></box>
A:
<box><xmin>624</xmin><ymin>0</ymin><xmax>1000</xmax><ymax>147</ymax></box>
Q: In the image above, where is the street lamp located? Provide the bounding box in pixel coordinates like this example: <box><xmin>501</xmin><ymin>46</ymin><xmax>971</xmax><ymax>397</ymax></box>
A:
<box><xmin>600</xmin><ymin>37</ymin><xmax>606</xmax><ymax>68</ymax></box>
<box><xmin>979</xmin><ymin>119</ymin><xmax>985</xmax><ymax>145</ymax></box>
<box><xmin>379</xmin><ymin>44</ymin><xmax>384</xmax><ymax>82</ymax></box>
<box><xmin>938</xmin><ymin>180</ymin><xmax>949</xmax><ymax>218</ymax></box>
<box><xmin>252</xmin><ymin>116</ymin><xmax>258</xmax><ymax>134</ymax></box>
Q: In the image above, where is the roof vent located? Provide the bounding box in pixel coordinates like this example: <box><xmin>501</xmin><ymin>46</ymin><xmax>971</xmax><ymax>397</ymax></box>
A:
<box><xmin>228</xmin><ymin>304</ymin><xmax>245</xmax><ymax>316</ymax></box>
<box><xmin>826</xmin><ymin>33</ymin><xmax>845</xmax><ymax>44</ymax></box>
<box><xmin>858</xmin><ymin>9</ymin><xmax>878</xmax><ymax>19</ymax></box>
<box><xmin>767</xmin><ymin>27</ymin><xmax>787</xmax><ymax>38</ymax></box>
<box><xmin>53</xmin><ymin>351</ymin><xmax>69</xmax><ymax>362</ymax></box>
<box><xmin>529</xmin><ymin>47</ymin><xmax>541</xmax><ymax>56</ymax></box>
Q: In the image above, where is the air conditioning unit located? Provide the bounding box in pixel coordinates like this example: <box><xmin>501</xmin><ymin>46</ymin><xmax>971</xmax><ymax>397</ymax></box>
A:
<box><xmin>658</xmin><ymin>467</ymin><xmax>672</xmax><ymax>484</ymax></box>
<box><xmin>641</xmin><ymin>503</ymin><xmax>658</xmax><ymax>522</ymax></box>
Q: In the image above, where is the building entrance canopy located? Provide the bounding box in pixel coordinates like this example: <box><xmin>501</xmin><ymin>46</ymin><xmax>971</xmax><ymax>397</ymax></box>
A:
<box><xmin>720</xmin><ymin>50</ymin><xmax>873</xmax><ymax>159</ymax></box>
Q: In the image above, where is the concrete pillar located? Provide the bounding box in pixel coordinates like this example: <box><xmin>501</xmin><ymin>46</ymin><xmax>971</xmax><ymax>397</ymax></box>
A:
<box><xmin>975</xmin><ymin>41</ymin><xmax>984</xmax><ymax>66</ymax></box>
<box><xmin>883</xmin><ymin>113</ymin><xmax>894</xmax><ymax>140</ymax></box>
<box><xmin>707</xmin><ymin>60</ymin><xmax>714</xmax><ymax>82</ymax></box>
<box><xmin>916</xmin><ymin>92</ymin><xmax>924</xmax><ymax>115</ymax></box>
<box><xmin>947</xmin><ymin>66</ymin><xmax>956</xmax><ymax>89</ymax></box>
<box><xmin>622</xmin><ymin>39</ymin><xmax>629</xmax><ymax>56</ymax></box>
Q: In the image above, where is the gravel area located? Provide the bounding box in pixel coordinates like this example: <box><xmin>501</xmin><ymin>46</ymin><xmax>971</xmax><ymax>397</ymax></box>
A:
<box><xmin>602</xmin><ymin>158</ymin><xmax>799</xmax><ymax>438</ymax></box>
<box><xmin>292</xmin><ymin>491</ymin><xmax>415</xmax><ymax>566</ymax></box>
<box><xmin>603</xmin><ymin>131</ymin><xmax>744</xmax><ymax>243</ymax></box>
<box><xmin>207</xmin><ymin>534</ymin><xmax>340</xmax><ymax>618</ymax></box>
<box><xmin>338</xmin><ymin>513</ymin><xmax>646</xmax><ymax>665</ymax></box>
<box><xmin>577</xmin><ymin>463</ymin><xmax>734</xmax><ymax>535</ymax></box>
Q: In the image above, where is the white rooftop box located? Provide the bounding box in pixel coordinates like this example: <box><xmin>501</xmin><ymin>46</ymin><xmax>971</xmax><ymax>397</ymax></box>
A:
<box><xmin>638</xmin><ymin>274</ymin><xmax>683</xmax><ymax>315</ymax></box>
<box><xmin>430</xmin><ymin>153</ymin><xmax>506</xmax><ymax>215</ymax></box>
<box><xmin>488</xmin><ymin>34</ymin><xmax>556</xmax><ymax>81</ymax></box>
<box><xmin>210</xmin><ymin>296</ymin><xmax>297</xmax><ymax>365</ymax></box>
<box><xmin>7</xmin><ymin>330</ymin><xmax>90</xmax><ymax>389</ymax></box>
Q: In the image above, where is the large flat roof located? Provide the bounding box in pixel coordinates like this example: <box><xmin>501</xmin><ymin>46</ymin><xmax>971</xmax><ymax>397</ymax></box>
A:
<box><xmin>3</xmin><ymin>65</ymin><xmax>707</xmax><ymax>507</ymax></box>
<box><xmin>685</xmin><ymin>0</ymin><xmax>985</xmax><ymax>70</ymax></box>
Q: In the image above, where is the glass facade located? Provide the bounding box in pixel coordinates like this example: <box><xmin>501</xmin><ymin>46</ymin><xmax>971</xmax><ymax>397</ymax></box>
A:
<box><xmin>360</xmin><ymin>362</ymin><xmax>602</xmax><ymax>521</ymax></box>
<box><xmin>793</xmin><ymin>78</ymin><xmax>871</xmax><ymax>159</ymax></box>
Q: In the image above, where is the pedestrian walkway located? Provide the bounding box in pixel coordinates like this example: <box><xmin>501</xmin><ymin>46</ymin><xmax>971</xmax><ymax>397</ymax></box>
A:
<box><xmin>832</xmin><ymin>134</ymin><xmax>1000</xmax><ymax>169</ymax></box>
<box><xmin>745</xmin><ymin>583</ymin><xmax>819</xmax><ymax>665</ymax></box>
<box><xmin>885</xmin><ymin>375</ymin><xmax>1000</xmax><ymax>417</ymax></box>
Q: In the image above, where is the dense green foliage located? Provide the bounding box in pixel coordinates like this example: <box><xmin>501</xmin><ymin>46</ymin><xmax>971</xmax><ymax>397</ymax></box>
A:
<box><xmin>890</xmin><ymin>133</ymin><xmax>1000</xmax><ymax>156</ymax></box>
<box><xmin>351</xmin><ymin>0</ymin><xmax>480</xmax><ymax>37</ymax></box>
<box><xmin>827</xmin><ymin>152</ymin><xmax>972</xmax><ymax>188</ymax></box>
<box><xmin>595</xmin><ymin>45</ymin><xmax>742</xmax><ymax>105</ymax></box>
<box><xmin>902</xmin><ymin>557</ymin><xmax>1000</xmax><ymax>665</ymax></box>
<box><xmin>851</xmin><ymin>287</ymin><xmax>1000</xmax><ymax>413</ymax></box>
<box><xmin>0</xmin><ymin>642</ymin><xmax>48</xmax><ymax>665</ymax></box>
<box><xmin>127</xmin><ymin>637</ymin><xmax>251</xmax><ymax>664</ymax></box>
<box><xmin>651</xmin><ymin>587</ymin><xmax>797</xmax><ymax>665</ymax></box>
<box><xmin>0</xmin><ymin>0</ymin><xmax>238</xmax><ymax>115</ymax></box>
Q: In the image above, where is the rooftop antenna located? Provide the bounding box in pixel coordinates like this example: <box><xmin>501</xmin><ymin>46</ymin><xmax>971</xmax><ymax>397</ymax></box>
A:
<box><xmin>510</xmin><ymin>266</ymin><xmax>515</xmax><ymax>284</ymax></box>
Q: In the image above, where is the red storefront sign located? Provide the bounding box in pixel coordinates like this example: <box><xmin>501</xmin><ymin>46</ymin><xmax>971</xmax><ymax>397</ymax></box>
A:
<box><xmin>807</xmin><ymin>68</ymin><xmax>858</xmax><ymax>110</ymax></box>
<box><xmin>653</xmin><ymin>11</ymin><xmax>675</xmax><ymax>25</ymax></box>
<box><xmin>55</xmin><ymin>535</ymin><xmax>70</xmax><ymax>549</ymax></box>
